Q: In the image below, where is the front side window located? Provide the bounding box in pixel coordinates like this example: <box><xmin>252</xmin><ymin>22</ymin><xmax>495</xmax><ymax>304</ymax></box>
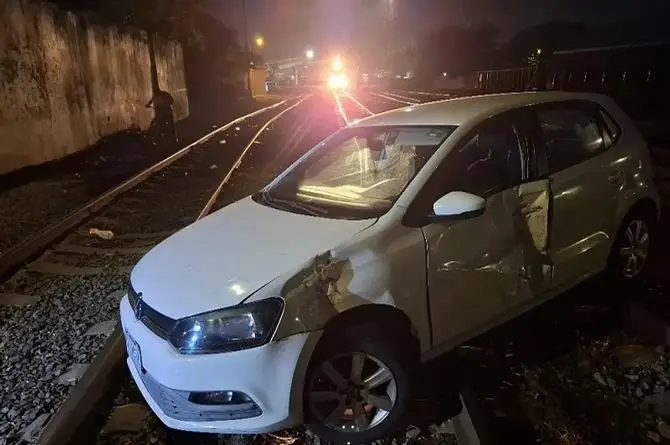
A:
<box><xmin>538</xmin><ymin>106</ymin><xmax>605</xmax><ymax>173</ymax></box>
<box><xmin>253</xmin><ymin>126</ymin><xmax>456</xmax><ymax>219</ymax></box>
<box><xmin>445</xmin><ymin>120</ymin><xmax>524</xmax><ymax>197</ymax></box>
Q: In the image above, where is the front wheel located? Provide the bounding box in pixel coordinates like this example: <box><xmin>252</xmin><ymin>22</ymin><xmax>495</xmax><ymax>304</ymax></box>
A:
<box><xmin>304</xmin><ymin>325</ymin><xmax>416</xmax><ymax>443</ymax></box>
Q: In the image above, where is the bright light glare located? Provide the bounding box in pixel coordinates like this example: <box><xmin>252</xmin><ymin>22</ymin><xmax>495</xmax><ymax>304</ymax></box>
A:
<box><xmin>332</xmin><ymin>55</ymin><xmax>343</xmax><ymax>71</ymax></box>
<box><xmin>328</xmin><ymin>73</ymin><xmax>349</xmax><ymax>90</ymax></box>
<box><xmin>333</xmin><ymin>90</ymin><xmax>349</xmax><ymax>124</ymax></box>
<box><xmin>306</xmin><ymin>49</ymin><xmax>315</xmax><ymax>59</ymax></box>
<box><xmin>255</xmin><ymin>36</ymin><xmax>264</xmax><ymax>47</ymax></box>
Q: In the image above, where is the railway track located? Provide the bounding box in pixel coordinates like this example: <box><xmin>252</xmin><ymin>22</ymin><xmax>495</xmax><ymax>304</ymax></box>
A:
<box><xmin>0</xmin><ymin>95</ymin><xmax>304</xmax><ymax>443</ymax></box>
<box><xmin>3</xmin><ymin>89</ymin><xmax>488</xmax><ymax>445</ymax></box>
<box><xmin>86</xmin><ymin>90</ymin><xmax>415</xmax><ymax>445</ymax></box>
<box><xmin>0</xmin><ymin>87</ymin><xmax>516</xmax><ymax>445</ymax></box>
<box><xmin>0</xmin><ymin>89</ymin><xmax>416</xmax><ymax>445</ymax></box>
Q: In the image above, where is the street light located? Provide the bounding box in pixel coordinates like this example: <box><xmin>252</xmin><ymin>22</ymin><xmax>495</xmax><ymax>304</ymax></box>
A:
<box><xmin>306</xmin><ymin>49</ymin><xmax>315</xmax><ymax>60</ymax></box>
<box><xmin>255</xmin><ymin>36</ymin><xmax>265</xmax><ymax>48</ymax></box>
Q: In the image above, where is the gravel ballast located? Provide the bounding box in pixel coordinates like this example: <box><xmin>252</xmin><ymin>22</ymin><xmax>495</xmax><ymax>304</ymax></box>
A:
<box><xmin>0</xmin><ymin>97</ymin><xmax>280</xmax><ymax>255</ymax></box>
<box><xmin>0</xmin><ymin>101</ymin><xmax>297</xmax><ymax>443</ymax></box>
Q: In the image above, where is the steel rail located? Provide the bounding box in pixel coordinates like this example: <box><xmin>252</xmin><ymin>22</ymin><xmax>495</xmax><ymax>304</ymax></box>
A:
<box><xmin>34</xmin><ymin>95</ymin><xmax>307</xmax><ymax>445</ymax></box>
<box><xmin>0</xmin><ymin>98</ymin><xmax>294</xmax><ymax>280</ymax></box>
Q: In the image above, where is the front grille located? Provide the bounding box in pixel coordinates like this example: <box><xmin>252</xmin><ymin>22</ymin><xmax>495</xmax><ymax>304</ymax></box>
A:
<box><xmin>141</xmin><ymin>304</ymin><xmax>177</xmax><ymax>339</ymax></box>
<box><xmin>129</xmin><ymin>284</ymin><xmax>177</xmax><ymax>339</ymax></box>
<box><xmin>128</xmin><ymin>285</ymin><xmax>140</xmax><ymax>307</ymax></box>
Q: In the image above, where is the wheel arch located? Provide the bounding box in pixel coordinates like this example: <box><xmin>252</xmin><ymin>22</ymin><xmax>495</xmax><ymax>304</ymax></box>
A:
<box><xmin>615</xmin><ymin>196</ymin><xmax>659</xmax><ymax>238</ymax></box>
<box><xmin>321</xmin><ymin>303</ymin><xmax>420</xmax><ymax>347</ymax></box>
<box><xmin>608</xmin><ymin>195</ymin><xmax>658</xmax><ymax>250</ymax></box>
<box><xmin>625</xmin><ymin>197</ymin><xmax>660</xmax><ymax>226</ymax></box>
<box><xmin>287</xmin><ymin>304</ymin><xmax>421</xmax><ymax>424</ymax></box>
<box><xmin>606</xmin><ymin>196</ymin><xmax>658</xmax><ymax>278</ymax></box>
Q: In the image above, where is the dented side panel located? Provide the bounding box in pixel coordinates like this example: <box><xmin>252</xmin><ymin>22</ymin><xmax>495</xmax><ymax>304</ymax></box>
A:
<box><xmin>423</xmin><ymin>189</ymin><xmax>520</xmax><ymax>347</ymax></box>
<box><xmin>517</xmin><ymin>179</ymin><xmax>553</xmax><ymax>294</ymax></box>
<box><xmin>272</xmin><ymin>224</ymin><xmax>432</xmax><ymax>352</ymax></box>
<box><xmin>423</xmin><ymin>182</ymin><xmax>553</xmax><ymax>348</ymax></box>
<box><xmin>549</xmin><ymin>152</ymin><xmax>619</xmax><ymax>287</ymax></box>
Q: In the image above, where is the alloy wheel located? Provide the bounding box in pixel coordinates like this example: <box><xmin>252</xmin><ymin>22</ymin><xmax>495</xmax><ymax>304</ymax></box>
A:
<box><xmin>619</xmin><ymin>219</ymin><xmax>650</xmax><ymax>278</ymax></box>
<box><xmin>307</xmin><ymin>352</ymin><xmax>397</xmax><ymax>432</ymax></box>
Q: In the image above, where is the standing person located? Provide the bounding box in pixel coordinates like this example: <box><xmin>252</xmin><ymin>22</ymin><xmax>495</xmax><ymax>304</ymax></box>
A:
<box><xmin>146</xmin><ymin>89</ymin><xmax>176</xmax><ymax>144</ymax></box>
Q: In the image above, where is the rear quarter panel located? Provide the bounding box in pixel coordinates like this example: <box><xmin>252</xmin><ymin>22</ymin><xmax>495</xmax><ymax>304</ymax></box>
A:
<box><xmin>596</xmin><ymin>96</ymin><xmax>661</xmax><ymax>234</ymax></box>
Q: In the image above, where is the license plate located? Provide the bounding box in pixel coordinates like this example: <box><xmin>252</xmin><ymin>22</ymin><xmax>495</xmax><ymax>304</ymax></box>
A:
<box><xmin>125</xmin><ymin>331</ymin><xmax>142</xmax><ymax>372</ymax></box>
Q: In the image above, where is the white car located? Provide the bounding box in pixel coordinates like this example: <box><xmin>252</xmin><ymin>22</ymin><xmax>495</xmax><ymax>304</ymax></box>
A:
<box><xmin>120</xmin><ymin>91</ymin><xmax>660</xmax><ymax>443</ymax></box>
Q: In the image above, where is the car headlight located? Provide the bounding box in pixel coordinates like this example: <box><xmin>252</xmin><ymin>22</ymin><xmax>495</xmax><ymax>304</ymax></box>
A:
<box><xmin>169</xmin><ymin>298</ymin><xmax>284</xmax><ymax>355</ymax></box>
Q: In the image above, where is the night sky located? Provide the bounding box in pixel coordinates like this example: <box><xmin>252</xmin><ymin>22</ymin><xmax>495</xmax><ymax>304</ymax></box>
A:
<box><xmin>206</xmin><ymin>0</ymin><xmax>670</xmax><ymax>60</ymax></box>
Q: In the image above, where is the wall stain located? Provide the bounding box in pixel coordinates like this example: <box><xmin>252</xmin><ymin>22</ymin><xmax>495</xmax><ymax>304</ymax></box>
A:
<box><xmin>0</xmin><ymin>0</ymin><xmax>188</xmax><ymax>174</ymax></box>
<box><xmin>0</xmin><ymin>57</ymin><xmax>19</xmax><ymax>83</ymax></box>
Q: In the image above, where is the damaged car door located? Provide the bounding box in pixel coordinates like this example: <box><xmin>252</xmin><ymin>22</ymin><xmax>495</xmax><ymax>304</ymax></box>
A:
<box><xmin>532</xmin><ymin>101</ymin><xmax>620</xmax><ymax>287</ymax></box>
<box><xmin>422</xmin><ymin>112</ymin><xmax>551</xmax><ymax>348</ymax></box>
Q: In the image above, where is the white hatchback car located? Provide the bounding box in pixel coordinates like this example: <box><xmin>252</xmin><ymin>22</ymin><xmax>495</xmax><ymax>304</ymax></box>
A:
<box><xmin>120</xmin><ymin>91</ymin><xmax>660</xmax><ymax>443</ymax></box>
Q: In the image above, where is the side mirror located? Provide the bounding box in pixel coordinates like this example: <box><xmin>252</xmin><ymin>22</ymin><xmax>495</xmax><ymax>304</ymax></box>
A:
<box><xmin>432</xmin><ymin>191</ymin><xmax>486</xmax><ymax>220</ymax></box>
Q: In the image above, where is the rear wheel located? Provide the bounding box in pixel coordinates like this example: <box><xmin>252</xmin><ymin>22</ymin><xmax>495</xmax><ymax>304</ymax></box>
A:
<box><xmin>304</xmin><ymin>325</ymin><xmax>416</xmax><ymax>443</ymax></box>
<box><xmin>608</xmin><ymin>212</ymin><xmax>653</xmax><ymax>279</ymax></box>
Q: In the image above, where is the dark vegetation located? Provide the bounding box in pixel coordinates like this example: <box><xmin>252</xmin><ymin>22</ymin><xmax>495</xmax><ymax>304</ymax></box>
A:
<box><xmin>49</xmin><ymin>0</ymin><xmax>256</xmax><ymax>112</ymax></box>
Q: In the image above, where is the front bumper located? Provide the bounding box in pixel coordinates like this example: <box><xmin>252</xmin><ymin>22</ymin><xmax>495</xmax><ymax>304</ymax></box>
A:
<box><xmin>120</xmin><ymin>296</ymin><xmax>321</xmax><ymax>434</ymax></box>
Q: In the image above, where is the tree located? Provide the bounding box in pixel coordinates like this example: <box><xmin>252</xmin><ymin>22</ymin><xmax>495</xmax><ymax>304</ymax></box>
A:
<box><xmin>52</xmin><ymin>0</ymin><xmax>207</xmax><ymax>94</ymax></box>
<box><xmin>504</xmin><ymin>21</ymin><xmax>590</xmax><ymax>66</ymax></box>
<box><xmin>415</xmin><ymin>23</ymin><xmax>500</xmax><ymax>80</ymax></box>
<box><xmin>183</xmin><ymin>8</ymin><xmax>249</xmax><ymax>104</ymax></box>
<box><xmin>51</xmin><ymin>0</ymin><xmax>202</xmax><ymax>44</ymax></box>
<box><xmin>294</xmin><ymin>0</ymin><xmax>316</xmax><ymax>48</ymax></box>
<box><xmin>53</xmin><ymin>0</ymin><xmax>247</xmax><ymax>107</ymax></box>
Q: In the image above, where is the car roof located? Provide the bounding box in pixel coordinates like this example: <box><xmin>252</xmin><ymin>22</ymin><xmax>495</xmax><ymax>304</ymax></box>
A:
<box><xmin>352</xmin><ymin>91</ymin><xmax>611</xmax><ymax>127</ymax></box>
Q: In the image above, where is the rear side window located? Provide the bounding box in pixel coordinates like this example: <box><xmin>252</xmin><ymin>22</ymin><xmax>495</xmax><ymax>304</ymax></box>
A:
<box><xmin>538</xmin><ymin>106</ymin><xmax>605</xmax><ymax>173</ymax></box>
<box><xmin>598</xmin><ymin>108</ymin><xmax>621</xmax><ymax>148</ymax></box>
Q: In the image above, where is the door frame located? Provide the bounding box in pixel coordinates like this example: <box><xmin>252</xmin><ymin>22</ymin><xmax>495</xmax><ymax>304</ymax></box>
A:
<box><xmin>403</xmin><ymin>107</ymin><xmax>541</xmax><ymax>350</ymax></box>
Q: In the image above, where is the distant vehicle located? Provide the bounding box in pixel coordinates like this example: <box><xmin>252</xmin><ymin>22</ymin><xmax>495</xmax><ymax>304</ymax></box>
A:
<box><xmin>327</xmin><ymin>72</ymin><xmax>349</xmax><ymax>89</ymax></box>
<box><xmin>121</xmin><ymin>91</ymin><xmax>659</xmax><ymax>443</ymax></box>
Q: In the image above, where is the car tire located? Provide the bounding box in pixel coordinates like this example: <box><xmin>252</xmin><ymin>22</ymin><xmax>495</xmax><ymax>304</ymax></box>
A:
<box><xmin>303</xmin><ymin>323</ymin><xmax>417</xmax><ymax>444</ymax></box>
<box><xmin>607</xmin><ymin>209</ymin><xmax>654</xmax><ymax>280</ymax></box>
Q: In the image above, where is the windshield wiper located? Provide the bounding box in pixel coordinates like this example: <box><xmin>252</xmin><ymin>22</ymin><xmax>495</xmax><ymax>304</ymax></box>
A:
<box><xmin>273</xmin><ymin>196</ymin><xmax>329</xmax><ymax>217</ymax></box>
<box><xmin>254</xmin><ymin>191</ymin><xmax>327</xmax><ymax>217</ymax></box>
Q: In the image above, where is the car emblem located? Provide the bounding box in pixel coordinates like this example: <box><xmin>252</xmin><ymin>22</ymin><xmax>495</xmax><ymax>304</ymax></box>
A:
<box><xmin>133</xmin><ymin>292</ymin><xmax>144</xmax><ymax>319</ymax></box>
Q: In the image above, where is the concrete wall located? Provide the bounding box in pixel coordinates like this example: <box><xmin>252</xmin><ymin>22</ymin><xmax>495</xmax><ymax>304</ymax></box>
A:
<box><xmin>0</xmin><ymin>0</ymin><xmax>188</xmax><ymax>175</ymax></box>
<box><xmin>155</xmin><ymin>37</ymin><xmax>189</xmax><ymax>121</ymax></box>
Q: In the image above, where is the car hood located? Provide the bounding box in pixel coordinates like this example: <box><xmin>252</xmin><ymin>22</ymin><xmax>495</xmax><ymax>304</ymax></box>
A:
<box><xmin>130</xmin><ymin>196</ymin><xmax>375</xmax><ymax>319</ymax></box>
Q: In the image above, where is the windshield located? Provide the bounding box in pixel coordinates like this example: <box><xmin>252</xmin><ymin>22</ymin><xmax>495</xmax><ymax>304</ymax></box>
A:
<box><xmin>253</xmin><ymin>125</ymin><xmax>456</xmax><ymax>219</ymax></box>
